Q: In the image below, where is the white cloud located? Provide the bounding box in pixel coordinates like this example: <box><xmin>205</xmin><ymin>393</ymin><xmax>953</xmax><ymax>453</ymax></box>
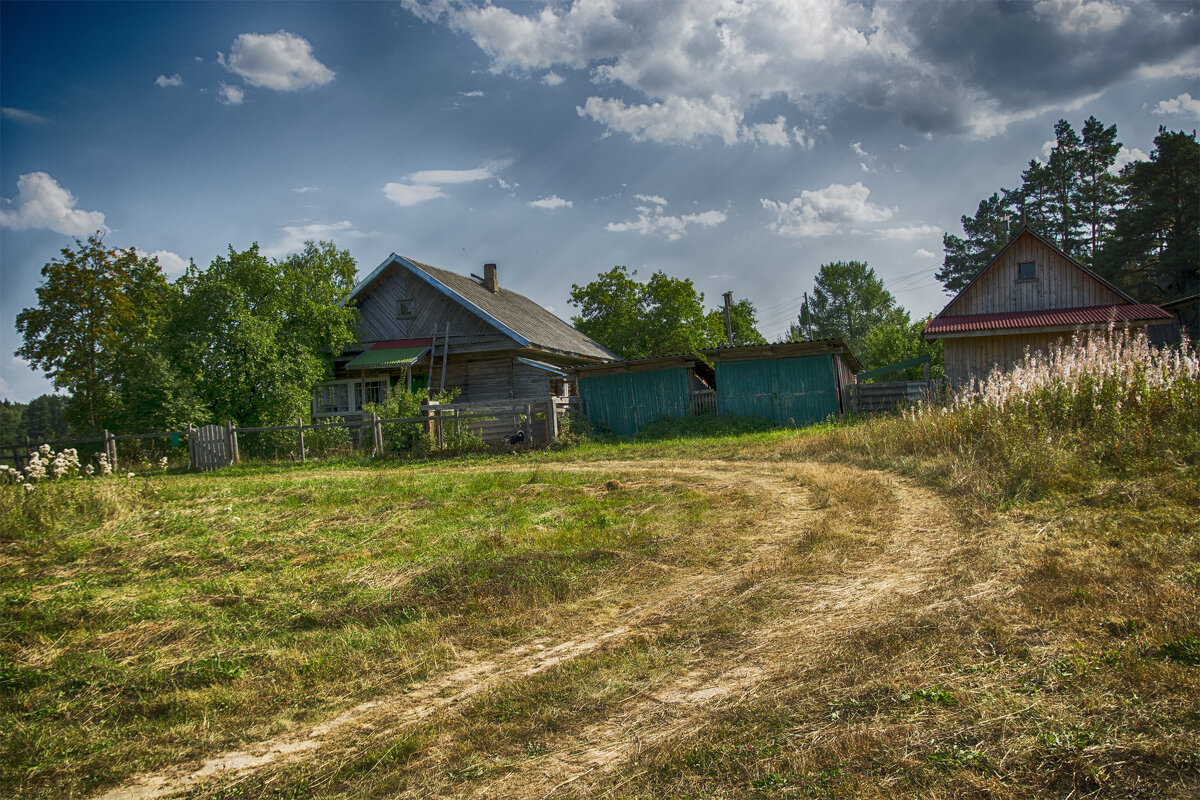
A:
<box><xmin>605</xmin><ymin>196</ymin><xmax>726</xmax><ymax>240</ymax></box>
<box><xmin>1153</xmin><ymin>92</ymin><xmax>1200</xmax><ymax>119</ymax></box>
<box><xmin>875</xmin><ymin>224</ymin><xmax>942</xmax><ymax>241</ymax></box>
<box><xmin>542</xmin><ymin>71</ymin><xmax>564</xmax><ymax>86</ymax></box>
<box><xmin>761</xmin><ymin>181</ymin><xmax>893</xmax><ymax>238</ymax></box>
<box><xmin>529</xmin><ymin>195</ymin><xmax>573</xmax><ymax>209</ymax></box>
<box><xmin>155</xmin><ymin>74</ymin><xmax>183</xmax><ymax>87</ymax></box>
<box><xmin>0</xmin><ymin>107</ymin><xmax>48</xmax><ymax>124</ymax></box>
<box><xmin>0</xmin><ymin>172</ymin><xmax>106</xmax><ymax>236</ymax></box>
<box><xmin>293</xmin><ymin>186</ymin><xmax>319</xmax><ymax>193</ymax></box>
<box><xmin>1034</xmin><ymin>0</ymin><xmax>1127</xmax><ymax>34</ymax></box>
<box><xmin>383</xmin><ymin>183</ymin><xmax>447</xmax><ymax>206</ymax></box>
<box><xmin>744</xmin><ymin>116</ymin><xmax>793</xmax><ymax>147</ymax></box>
<box><xmin>408</xmin><ymin>166</ymin><xmax>500</xmax><ymax>184</ymax></box>
<box><xmin>1112</xmin><ymin>145</ymin><xmax>1148</xmax><ymax>173</ymax></box>
<box><xmin>147</xmin><ymin>250</ymin><xmax>189</xmax><ymax>275</ymax></box>
<box><xmin>914</xmin><ymin>248</ymin><xmax>937</xmax><ymax>259</ymax></box>
<box><xmin>218</xmin><ymin>31</ymin><xmax>334</xmax><ymax>91</ymax></box>
<box><xmin>459</xmin><ymin>89</ymin><xmax>485</xmax><ymax>97</ymax></box>
<box><xmin>263</xmin><ymin>220</ymin><xmax>371</xmax><ymax>257</ymax></box>
<box><xmin>218</xmin><ymin>83</ymin><xmax>245</xmax><ymax>105</ymax></box>
<box><xmin>408</xmin><ymin>0</ymin><xmax>1191</xmax><ymax>143</ymax></box>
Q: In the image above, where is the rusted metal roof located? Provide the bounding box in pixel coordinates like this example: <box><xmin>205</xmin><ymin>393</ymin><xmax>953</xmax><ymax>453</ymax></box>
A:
<box><xmin>924</xmin><ymin>303</ymin><xmax>1173</xmax><ymax>337</ymax></box>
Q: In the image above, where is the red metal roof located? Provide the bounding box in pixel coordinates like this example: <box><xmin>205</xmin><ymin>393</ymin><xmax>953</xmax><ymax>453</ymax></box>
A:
<box><xmin>924</xmin><ymin>303</ymin><xmax>1172</xmax><ymax>336</ymax></box>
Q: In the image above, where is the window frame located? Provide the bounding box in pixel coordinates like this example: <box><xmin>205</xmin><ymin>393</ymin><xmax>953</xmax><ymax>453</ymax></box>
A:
<box><xmin>1016</xmin><ymin>261</ymin><xmax>1037</xmax><ymax>282</ymax></box>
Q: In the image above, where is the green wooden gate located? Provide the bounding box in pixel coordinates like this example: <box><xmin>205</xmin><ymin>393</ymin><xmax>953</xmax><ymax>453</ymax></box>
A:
<box><xmin>714</xmin><ymin>354</ymin><xmax>839</xmax><ymax>426</ymax></box>
<box><xmin>577</xmin><ymin>367</ymin><xmax>691</xmax><ymax>436</ymax></box>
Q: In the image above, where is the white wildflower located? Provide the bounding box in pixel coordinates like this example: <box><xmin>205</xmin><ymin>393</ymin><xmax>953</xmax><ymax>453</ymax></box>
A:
<box><xmin>23</xmin><ymin>483</ymin><xmax>34</xmax><ymax>492</ymax></box>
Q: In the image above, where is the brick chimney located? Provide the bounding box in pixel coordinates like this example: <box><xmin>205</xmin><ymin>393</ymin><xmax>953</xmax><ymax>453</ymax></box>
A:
<box><xmin>483</xmin><ymin>263</ymin><xmax>499</xmax><ymax>293</ymax></box>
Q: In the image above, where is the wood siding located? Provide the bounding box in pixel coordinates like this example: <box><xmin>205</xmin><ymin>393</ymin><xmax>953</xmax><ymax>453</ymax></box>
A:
<box><xmin>943</xmin><ymin>333</ymin><xmax>1073</xmax><ymax>386</ymax></box>
<box><xmin>944</xmin><ymin>232</ymin><xmax>1125</xmax><ymax>317</ymax></box>
<box><xmin>354</xmin><ymin>265</ymin><xmax>504</xmax><ymax>343</ymax></box>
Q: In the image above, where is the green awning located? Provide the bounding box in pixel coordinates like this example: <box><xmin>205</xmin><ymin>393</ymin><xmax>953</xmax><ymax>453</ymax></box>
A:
<box><xmin>346</xmin><ymin>346</ymin><xmax>430</xmax><ymax>369</ymax></box>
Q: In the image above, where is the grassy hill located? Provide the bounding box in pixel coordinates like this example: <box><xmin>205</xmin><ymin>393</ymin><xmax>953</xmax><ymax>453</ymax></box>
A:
<box><xmin>3</xmin><ymin>332</ymin><xmax>1198</xmax><ymax>799</ymax></box>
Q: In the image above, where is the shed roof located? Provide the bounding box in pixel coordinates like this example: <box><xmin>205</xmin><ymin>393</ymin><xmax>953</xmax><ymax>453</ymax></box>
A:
<box><xmin>347</xmin><ymin>254</ymin><xmax>615</xmax><ymax>362</ymax></box>
<box><xmin>703</xmin><ymin>340</ymin><xmax>862</xmax><ymax>373</ymax></box>
<box><xmin>924</xmin><ymin>303</ymin><xmax>1172</xmax><ymax>338</ymax></box>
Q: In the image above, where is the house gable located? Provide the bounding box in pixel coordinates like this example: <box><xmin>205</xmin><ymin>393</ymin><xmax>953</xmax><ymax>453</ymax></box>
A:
<box><xmin>941</xmin><ymin>228</ymin><xmax>1130</xmax><ymax>318</ymax></box>
<box><xmin>351</xmin><ymin>256</ymin><xmax>523</xmax><ymax>347</ymax></box>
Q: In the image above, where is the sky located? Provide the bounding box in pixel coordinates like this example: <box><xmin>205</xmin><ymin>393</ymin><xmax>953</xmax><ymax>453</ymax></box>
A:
<box><xmin>2</xmin><ymin>0</ymin><xmax>1197</xmax><ymax>403</ymax></box>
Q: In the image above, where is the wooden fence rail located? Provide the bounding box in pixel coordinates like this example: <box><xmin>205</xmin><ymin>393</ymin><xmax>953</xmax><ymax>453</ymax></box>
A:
<box><xmin>2</xmin><ymin>397</ymin><xmax>575</xmax><ymax>472</ymax></box>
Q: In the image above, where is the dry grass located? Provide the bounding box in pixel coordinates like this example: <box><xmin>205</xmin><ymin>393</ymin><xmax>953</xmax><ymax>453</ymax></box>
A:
<box><xmin>2</xmin><ymin>398</ymin><xmax>1198</xmax><ymax>799</ymax></box>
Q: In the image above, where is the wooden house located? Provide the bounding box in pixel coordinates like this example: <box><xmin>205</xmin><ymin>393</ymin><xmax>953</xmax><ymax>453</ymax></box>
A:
<box><xmin>313</xmin><ymin>255</ymin><xmax>614</xmax><ymax>417</ymax></box>
<box><xmin>924</xmin><ymin>228</ymin><xmax>1173</xmax><ymax>385</ymax></box>
<box><xmin>571</xmin><ymin>340</ymin><xmax>859</xmax><ymax>435</ymax></box>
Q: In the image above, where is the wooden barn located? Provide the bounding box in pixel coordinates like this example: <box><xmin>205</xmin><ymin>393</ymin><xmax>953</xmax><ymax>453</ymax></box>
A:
<box><xmin>313</xmin><ymin>255</ymin><xmax>614</xmax><ymax>417</ymax></box>
<box><xmin>571</xmin><ymin>340</ymin><xmax>859</xmax><ymax>435</ymax></box>
<box><xmin>924</xmin><ymin>227</ymin><xmax>1173</xmax><ymax>386</ymax></box>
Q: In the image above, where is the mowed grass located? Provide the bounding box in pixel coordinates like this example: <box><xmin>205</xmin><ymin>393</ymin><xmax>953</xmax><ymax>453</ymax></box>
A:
<box><xmin>1</xmin><ymin>461</ymin><xmax>753</xmax><ymax>799</ymax></box>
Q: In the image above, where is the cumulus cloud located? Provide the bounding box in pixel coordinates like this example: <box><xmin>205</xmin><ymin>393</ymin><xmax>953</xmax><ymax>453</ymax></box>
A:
<box><xmin>218</xmin><ymin>83</ymin><xmax>245</xmax><ymax>105</ymax></box>
<box><xmin>219</xmin><ymin>31</ymin><xmax>334</xmax><ymax>91</ymax></box>
<box><xmin>761</xmin><ymin>181</ymin><xmax>893</xmax><ymax>238</ymax></box>
<box><xmin>0</xmin><ymin>172</ymin><xmax>106</xmax><ymax>236</ymax></box>
<box><xmin>1112</xmin><ymin>145</ymin><xmax>1148</xmax><ymax>173</ymax></box>
<box><xmin>404</xmin><ymin>0</ymin><xmax>1198</xmax><ymax>141</ymax></box>
<box><xmin>529</xmin><ymin>195</ymin><xmax>572</xmax><ymax>209</ymax></box>
<box><xmin>294</xmin><ymin>186</ymin><xmax>319</xmax><ymax>193</ymax></box>
<box><xmin>914</xmin><ymin>247</ymin><xmax>937</xmax><ymax>259</ymax></box>
<box><xmin>1153</xmin><ymin>92</ymin><xmax>1200</xmax><ymax>119</ymax></box>
<box><xmin>155</xmin><ymin>73</ymin><xmax>183</xmax><ymax>87</ymax></box>
<box><xmin>146</xmin><ymin>250</ymin><xmax>189</xmax><ymax>275</ymax></box>
<box><xmin>605</xmin><ymin>195</ymin><xmax>726</xmax><ymax>240</ymax></box>
<box><xmin>459</xmin><ymin>89</ymin><xmax>485</xmax><ymax>97</ymax></box>
<box><xmin>1</xmin><ymin>107</ymin><xmax>48</xmax><ymax>124</ymax></box>
<box><xmin>542</xmin><ymin>71</ymin><xmax>564</xmax><ymax>86</ymax></box>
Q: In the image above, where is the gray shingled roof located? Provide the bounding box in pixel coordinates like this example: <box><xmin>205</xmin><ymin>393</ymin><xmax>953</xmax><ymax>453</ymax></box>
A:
<box><xmin>357</xmin><ymin>255</ymin><xmax>615</xmax><ymax>362</ymax></box>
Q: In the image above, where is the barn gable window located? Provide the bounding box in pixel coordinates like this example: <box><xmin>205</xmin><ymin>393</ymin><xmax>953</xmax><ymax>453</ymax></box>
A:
<box><xmin>396</xmin><ymin>298</ymin><xmax>415</xmax><ymax>320</ymax></box>
<box><xmin>1017</xmin><ymin>261</ymin><xmax>1037</xmax><ymax>281</ymax></box>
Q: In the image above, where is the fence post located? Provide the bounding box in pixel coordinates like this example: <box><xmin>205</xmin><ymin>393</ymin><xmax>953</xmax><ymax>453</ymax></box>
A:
<box><xmin>371</xmin><ymin>411</ymin><xmax>380</xmax><ymax>457</ymax></box>
<box><xmin>103</xmin><ymin>429</ymin><xmax>117</xmax><ymax>467</ymax></box>
<box><xmin>227</xmin><ymin>421</ymin><xmax>239</xmax><ymax>465</ymax></box>
<box><xmin>297</xmin><ymin>418</ymin><xmax>305</xmax><ymax>463</ymax></box>
<box><xmin>544</xmin><ymin>399</ymin><xmax>555</xmax><ymax>443</ymax></box>
<box><xmin>525</xmin><ymin>403</ymin><xmax>533</xmax><ymax>448</ymax></box>
<box><xmin>436</xmin><ymin>409</ymin><xmax>445</xmax><ymax>450</ymax></box>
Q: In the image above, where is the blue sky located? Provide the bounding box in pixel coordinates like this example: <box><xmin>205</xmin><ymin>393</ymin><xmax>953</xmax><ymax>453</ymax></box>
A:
<box><xmin>2</xmin><ymin>0</ymin><xmax>1197</xmax><ymax>402</ymax></box>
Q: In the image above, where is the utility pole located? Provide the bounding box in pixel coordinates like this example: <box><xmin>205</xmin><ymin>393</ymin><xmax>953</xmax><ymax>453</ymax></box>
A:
<box><xmin>722</xmin><ymin>291</ymin><xmax>734</xmax><ymax>346</ymax></box>
<box><xmin>802</xmin><ymin>292</ymin><xmax>814</xmax><ymax>339</ymax></box>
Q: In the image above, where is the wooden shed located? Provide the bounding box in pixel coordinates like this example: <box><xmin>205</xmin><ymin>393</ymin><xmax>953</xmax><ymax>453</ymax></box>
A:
<box><xmin>925</xmin><ymin>227</ymin><xmax>1172</xmax><ymax>385</ymax></box>
<box><xmin>572</xmin><ymin>356</ymin><xmax>716</xmax><ymax>436</ymax></box>
<box><xmin>704</xmin><ymin>340</ymin><xmax>860</xmax><ymax>426</ymax></box>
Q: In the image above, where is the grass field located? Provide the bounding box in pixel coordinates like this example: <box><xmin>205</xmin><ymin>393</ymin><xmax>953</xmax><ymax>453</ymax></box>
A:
<box><xmin>3</xmin><ymin>335</ymin><xmax>1198</xmax><ymax>799</ymax></box>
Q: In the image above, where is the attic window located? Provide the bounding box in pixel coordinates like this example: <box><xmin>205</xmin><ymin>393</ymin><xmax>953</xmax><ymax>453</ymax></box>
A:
<box><xmin>1017</xmin><ymin>261</ymin><xmax>1037</xmax><ymax>281</ymax></box>
<box><xmin>396</xmin><ymin>298</ymin><xmax>415</xmax><ymax>320</ymax></box>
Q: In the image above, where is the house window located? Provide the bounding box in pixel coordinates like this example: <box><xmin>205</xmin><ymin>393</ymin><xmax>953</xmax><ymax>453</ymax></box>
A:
<box><xmin>1017</xmin><ymin>261</ymin><xmax>1037</xmax><ymax>281</ymax></box>
<box><xmin>396</xmin><ymin>298</ymin><xmax>415</xmax><ymax>320</ymax></box>
<box><xmin>316</xmin><ymin>383</ymin><xmax>350</xmax><ymax>414</ymax></box>
<box><xmin>362</xmin><ymin>378</ymin><xmax>389</xmax><ymax>407</ymax></box>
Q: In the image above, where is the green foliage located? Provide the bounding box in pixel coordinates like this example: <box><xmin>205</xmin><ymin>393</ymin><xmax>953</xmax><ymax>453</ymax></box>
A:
<box><xmin>632</xmin><ymin>414</ymin><xmax>777</xmax><ymax>442</ymax></box>
<box><xmin>794</xmin><ymin>261</ymin><xmax>896</xmax><ymax>356</ymax></box>
<box><xmin>857</xmin><ymin>310</ymin><xmax>944</xmax><ymax>379</ymax></box>
<box><xmin>0</xmin><ymin>395</ymin><xmax>71</xmax><ymax>445</ymax></box>
<box><xmin>1096</xmin><ymin>128</ymin><xmax>1199</xmax><ymax>304</ymax></box>
<box><xmin>170</xmin><ymin>240</ymin><xmax>359</xmax><ymax>427</ymax></box>
<box><xmin>15</xmin><ymin>234</ymin><xmax>172</xmax><ymax>432</ymax></box>
<box><xmin>938</xmin><ymin>116</ymin><xmax>1125</xmax><ymax>294</ymax></box>
<box><xmin>569</xmin><ymin>266</ymin><xmax>765</xmax><ymax>358</ymax></box>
